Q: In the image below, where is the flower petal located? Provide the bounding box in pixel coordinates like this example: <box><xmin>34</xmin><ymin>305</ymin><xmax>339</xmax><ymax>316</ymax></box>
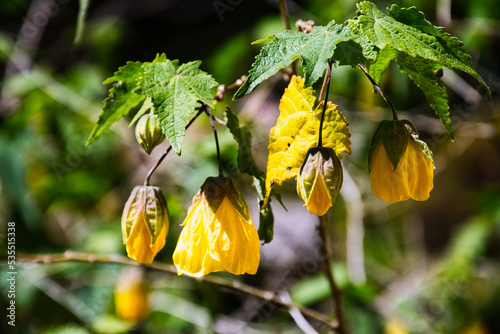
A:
<box><xmin>173</xmin><ymin>199</ymin><xmax>223</xmax><ymax>277</ymax></box>
<box><xmin>208</xmin><ymin>197</ymin><xmax>260</xmax><ymax>275</ymax></box>
<box><xmin>306</xmin><ymin>171</ymin><xmax>332</xmax><ymax>216</ymax></box>
<box><xmin>370</xmin><ymin>142</ymin><xmax>434</xmax><ymax>202</ymax></box>
<box><xmin>125</xmin><ymin>212</ymin><xmax>157</xmax><ymax>264</ymax></box>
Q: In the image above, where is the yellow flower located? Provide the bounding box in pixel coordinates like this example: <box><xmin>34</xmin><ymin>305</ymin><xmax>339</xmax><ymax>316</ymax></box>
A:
<box><xmin>114</xmin><ymin>268</ymin><xmax>148</xmax><ymax>323</ymax></box>
<box><xmin>369</xmin><ymin>120</ymin><xmax>434</xmax><ymax>202</ymax></box>
<box><xmin>173</xmin><ymin>177</ymin><xmax>260</xmax><ymax>277</ymax></box>
<box><xmin>297</xmin><ymin>147</ymin><xmax>343</xmax><ymax>216</ymax></box>
<box><xmin>122</xmin><ymin>186</ymin><xmax>169</xmax><ymax>264</ymax></box>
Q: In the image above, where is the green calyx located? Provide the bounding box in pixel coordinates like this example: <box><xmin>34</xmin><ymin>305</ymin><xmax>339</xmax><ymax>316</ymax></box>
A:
<box><xmin>368</xmin><ymin>119</ymin><xmax>434</xmax><ymax>172</ymax></box>
<box><xmin>297</xmin><ymin>147</ymin><xmax>343</xmax><ymax>204</ymax></box>
<box><xmin>198</xmin><ymin>176</ymin><xmax>251</xmax><ymax>222</ymax></box>
<box><xmin>122</xmin><ymin>186</ymin><xmax>169</xmax><ymax>246</ymax></box>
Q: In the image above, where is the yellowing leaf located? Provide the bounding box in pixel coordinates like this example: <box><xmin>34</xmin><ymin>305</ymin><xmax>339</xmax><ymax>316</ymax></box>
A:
<box><xmin>263</xmin><ymin>76</ymin><xmax>350</xmax><ymax>207</ymax></box>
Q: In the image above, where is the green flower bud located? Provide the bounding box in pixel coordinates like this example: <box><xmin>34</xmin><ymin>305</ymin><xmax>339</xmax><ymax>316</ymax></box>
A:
<box><xmin>122</xmin><ymin>186</ymin><xmax>169</xmax><ymax>264</ymax></box>
<box><xmin>135</xmin><ymin>114</ymin><xmax>165</xmax><ymax>154</ymax></box>
<box><xmin>296</xmin><ymin>147</ymin><xmax>343</xmax><ymax>216</ymax></box>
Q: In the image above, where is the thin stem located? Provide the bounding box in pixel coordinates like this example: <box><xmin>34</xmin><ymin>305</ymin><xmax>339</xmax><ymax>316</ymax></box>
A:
<box><xmin>318</xmin><ymin>59</ymin><xmax>333</xmax><ymax>147</ymax></box>
<box><xmin>144</xmin><ymin>76</ymin><xmax>244</xmax><ymax>185</ymax></box>
<box><xmin>278</xmin><ymin>0</ymin><xmax>292</xmax><ymax>30</ymax></box>
<box><xmin>203</xmin><ymin>104</ymin><xmax>223</xmax><ymax>177</ymax></box>
<box><xmin>357</xmin><ymin>63</ymin><xmax>398</xmax><ymax>120</ymax></box>
<box><xmin>277</xmin><ymin>0</ymin><xmax>297</xmax><ymax>76</ymax></box>
<box><xmin>318</xmin><ymin>214</ymin><xmax>348</xmax><ymax>334</ymax></box>
<box><xmin>144</xmin><ymin>109</ymin><xmax>203</xmax><ymax>186</ymax></box>
<box><xmin>17</xmin><ymin>252</ymin><xmax>339</xmax><ymax>329</ymax></box>
<box><xmin>318</xmin><ymin>66</ymin><xmax>329</xmax><ymax>103</ymax></box>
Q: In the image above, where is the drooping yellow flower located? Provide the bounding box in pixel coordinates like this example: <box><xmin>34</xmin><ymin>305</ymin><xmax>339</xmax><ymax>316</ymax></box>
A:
<box><xmin>173</xmin><ymin>176</ymin><xmax>260</xmax><ymax>277</ymax></box>
<box><xmin>369</xmin><ymin>120</ymin><xmax>434</xmax><ymax>202</ymax></box>
<box><xmin>114</xmin><ymin>268</ymin><xmax>148</xmax><ymax>323</ymax></box>
<box><xmin>122</xmin><ymin>186</ymin><xmax>169</xmax><ymax>264</ymax></box>
<box><xmin>297</xmin><ymin>147</ymin><xmax>343</xmax><ymax>216</ymax></box>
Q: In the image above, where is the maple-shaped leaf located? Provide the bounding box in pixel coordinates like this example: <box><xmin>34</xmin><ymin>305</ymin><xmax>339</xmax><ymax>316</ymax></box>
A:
<box><xmin>234</xmin><ymin>21</ymin><xmax>352</xmax><ymax>99</ymax></box>
<box><xmin>86</xmin><ymin>61</ymin><xmax>145</xmax><ymax>146</ymax></box>
<box><xmin>138</xmin><ymin>58</ymin><xmax>218</xmax><ymax>154</ymax></box>
<box><xmin>348</xmin><ymin>2</ymin><xmax>491</xmax><ymax>138</ymax></box>
<box><xmin>351</xmin><ymin>2</ymin><xmax>490</xmax><ymax>96</ymax></box>
<box><xmin>263</xmin><ymin>76</ymin><xmax>351</xmax><ymax>207</ymax></box>
<box><xmin>396</xmin><ymin>52</ymin><xmax>455</xmax><ymax>139</ymax></box>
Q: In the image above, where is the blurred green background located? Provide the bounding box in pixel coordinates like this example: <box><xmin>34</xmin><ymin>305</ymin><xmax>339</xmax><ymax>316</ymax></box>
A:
<box><xmin>0</xmin><ymin>0</ymin><xmax>499</xmax><ymax>333</ymax></box>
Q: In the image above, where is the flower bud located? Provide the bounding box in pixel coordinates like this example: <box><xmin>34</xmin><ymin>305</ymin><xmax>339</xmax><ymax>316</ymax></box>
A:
<box><xmin>296</xmin><ymin>147</ymin><xmax>343</xmax><ymax>216</ymax></box>
<box><xmin>135</xmin><ymin>114</ymin><xmax>165</xmax><ymax>154</ymax></box>
<box><xmin>122</xmin><ymin>185</ymin><xmax>169</xmax><ymax>264</ymax></box>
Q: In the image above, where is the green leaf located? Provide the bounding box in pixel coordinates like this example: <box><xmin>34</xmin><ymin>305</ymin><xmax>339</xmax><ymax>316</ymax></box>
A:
<box><xmin>396</xmin><ymin>52</ymin><xmax>455</xmax><ymax>139</ymax></box>
<box><xmin>440</xmin><ymin>217</ymin><xmax>490</xmax><ymax>278</ymax></box>
<box><xmin>234</xmin><ymin>21</ymin><xmax>352</xmax><ymax>99</ymax></box>
<box><xmin>388</xmin><ymin>4</ymin><xmax>490</xmax><ymax>98</ymax></box>
<box><xmin>224</xmin><ymin>107</ymin><xmax>263</xmax><ymax>178</ymax></box>
<box><xmin>139</xmin><ymin>59</ymin><xmax>218</xmax><ymax>153</ymax></box>
<box><xmin>346</xmin><ymin>18</ymin><xmax>378</xmax><ymax>62</ymax></box>
<box><xmin>255</xmin><ymin>176</ymin><xmax>274</xmax><ymax>243</ymax></box>
<box><xmin>333</xmin><ymin>40</ymin><xmax>366</xmax><ymax>66</ymax></box>
<box><xmin>352</xmin><ymin>2</ymin><xmax>490</xmax><ymax>97</ymax></box>
<box><xmin>86</xmin><ymin>61</ymin><xmax>145</xmax><ymax>146</ymax></box>
<box><xmin>129</xmin><ymin>97</ymin><xmax>154</xmax><ymax>127</ymax></box>
<box><xmin>368</xmin><ymin>47</ymin><xmax>397</xmax><ymax>85</ymax></box>
<box><xmin>225</xmin><ymin>107</ymin><xmax>275</xmax><ymax>243</ymax></box>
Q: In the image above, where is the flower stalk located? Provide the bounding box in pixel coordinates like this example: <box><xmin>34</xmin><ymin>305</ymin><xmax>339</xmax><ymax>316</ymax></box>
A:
<box><xmin>357</xmin><ymin>63</ymin><xmax>399</xmax><ymax>120</ymax></box>
<box><xmin>203</xmin><ymin>104</ymin><xmax>224</xmax><ymax>177</ymax></box>
<box><xmin>144</xmin><ymin>109</ymin><xmax>203</xmax><ymax>186</ymax></box>
<box><xmin>318</xmin><ymin>59</ymin><xmax>333</xmax><ymax>147</ymax></box>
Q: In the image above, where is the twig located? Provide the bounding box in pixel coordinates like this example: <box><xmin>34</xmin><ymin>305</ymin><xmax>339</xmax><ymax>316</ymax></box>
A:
<box><xmin>144</xmin><ymin>109</ymin><xmax>203</xmax><ymax>185</ymax></box>
<box><xmin>214</xmin><ymin>76</ymin><xmax>246</xmax><ymax>102</ymax></box>
<box><xmin>16</xmin><ymin>251</ymin><xmax>339</xmax><ymax>329</ymax></box>
<box><xmin>278</xmin><ymin>0</ymin><xmax>292</xmax><ymax>30</ymax></box>
<box><xmin>357</xmin><ymin>63</ymin><xmax>398</xmax><ymax>120</ymax></box>
<box><xmin>0</xmin><ymin>0</ymin><xmax>56</xmax><ymax>115</ymax></box>
<box><xmin>318</xmin><ymin>215</ymin><xmax>348</xmax><ymax>334</ymax></box>
<box><xmin>279</xmin><ymin>291</ymin><xmax>319</xmax><ymax>334</ymax></box>
<box><xmin>436</xmin><ymin>0</ymin><xmax>452</xmax><ymax>28</ymax></box>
